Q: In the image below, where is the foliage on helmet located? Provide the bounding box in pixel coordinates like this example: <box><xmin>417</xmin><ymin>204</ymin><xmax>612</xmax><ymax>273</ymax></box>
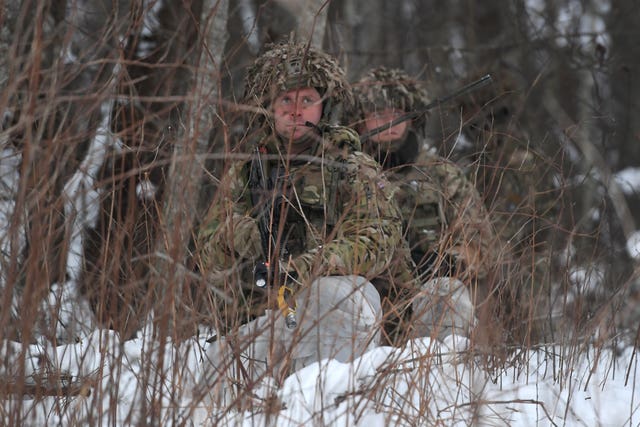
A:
<box><xmin>353</xmin><ymin>67</ymin><xmax>431</xmax><ymax>129</ymax></box>
<box><xmin>243</xmin><ymin>40</ymin><xmax>354</xmax><ymax>118</ymax></box>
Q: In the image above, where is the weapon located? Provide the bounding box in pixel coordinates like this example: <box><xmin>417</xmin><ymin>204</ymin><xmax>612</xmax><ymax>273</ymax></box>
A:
<box><xmin>249</xmin><ymin>146</ymin><xmax>297</xmax><ymax>329</ymax></box>
<box><xmin>359</xmin><ymin>74</ymin><xmax>493</xmax><ymax>143</ymax></box>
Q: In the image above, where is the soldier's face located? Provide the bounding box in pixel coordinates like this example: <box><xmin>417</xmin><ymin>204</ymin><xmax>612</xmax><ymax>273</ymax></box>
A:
<box><xmin>363</xmin><ymin>108</ymin><xmax>409</xmax><ymax>144</ymax></box>
<box><xmin>272</xmin><ymin>87</ymin><xmax>323</xmax><ymax>141</ymax></box>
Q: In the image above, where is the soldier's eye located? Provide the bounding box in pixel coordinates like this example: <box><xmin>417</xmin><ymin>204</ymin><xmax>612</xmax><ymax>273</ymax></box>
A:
<box><xmin>305</xmin><ymin>95</ymin><xmax>321</xmax><ymax>105</ymax></box>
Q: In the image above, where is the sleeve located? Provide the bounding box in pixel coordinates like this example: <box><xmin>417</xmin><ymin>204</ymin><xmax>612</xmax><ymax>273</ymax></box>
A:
<box><xmin>434</xmin><ymin>159</ymin><xmax>498</xmax><ymax>279</ymax></box>
<box><xmin>289</xmin><ymin>149</ymin><xmax>404</xmax><ymax>282</ymax></box>
<box><xmin>196</xmin><ymin>160</ymin><xmax>263</xmax><ymax>283</ymax></box>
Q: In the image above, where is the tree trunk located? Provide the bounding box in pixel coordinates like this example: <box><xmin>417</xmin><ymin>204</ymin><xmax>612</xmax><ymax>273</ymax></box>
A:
<box><xmin>278</xmin><ymin>0</ymin><xmax>329</xmax><ymax>47</ymax></box>
<box><xmin>152</xmin><ymin>0</ymin><xmax>229</xmax><ymax>339</ymax></box>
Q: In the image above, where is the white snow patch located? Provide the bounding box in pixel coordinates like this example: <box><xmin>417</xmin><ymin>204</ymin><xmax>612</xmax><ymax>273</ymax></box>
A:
<box><xmin>626</xmin><ymin>230</ymin><xmax>640</xmax><ymax>261</ymax></box>
<box><xmin>569</xmin><ymin>265</ymin><xmax>605</xmax><ymax>295</ymax></box>
<box><xmin>136</xmin><ymin>179</ymin><xmax>158</xmax><ymax>200</ymax></box>
<box><xmin>614</xmin><ymin>167</ymin><xmax>640</xmax><ymax>195</ymax></box>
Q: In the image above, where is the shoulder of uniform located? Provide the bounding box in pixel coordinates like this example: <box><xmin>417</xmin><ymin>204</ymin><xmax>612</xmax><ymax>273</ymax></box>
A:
<box><xmin>229</xmin><ymin>160</ymin><xmax>246</xmax><ymax>174</ymax></box>
<box><xmin>345</xmin><ymin>151</ymin><xmax>393</xmax><ymax>187</ymax></box>
<box><xmin>416</xmin><ymin>150</ymin><xmax>465</xmax><ymax>175</ymax></box>
<box><xmin>321</xmin><ymin>124</ymin><xmax>362</xmax><ymax>153</ymax></box>
<box><xmin>348</xmin><ymin>150</ymin><xmax>380</xmax><ymax>167</ymax></box>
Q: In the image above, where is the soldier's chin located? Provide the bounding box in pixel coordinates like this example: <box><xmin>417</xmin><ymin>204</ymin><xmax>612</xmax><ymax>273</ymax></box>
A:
<box><xmin>286</xmin><ymin>128</ymin><xmax>312</xmax><ymax>141</ymax></box>
<box><xmin>374</xmin><ymin>134</ymin><xmax>402</xmax><ymax>144</ymax></box>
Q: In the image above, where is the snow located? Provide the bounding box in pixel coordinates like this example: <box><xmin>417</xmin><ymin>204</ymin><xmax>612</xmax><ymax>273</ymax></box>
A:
<box><xmin>618</xmin><ymin>167</ymin><xmax>640</xmax><ymax>260</ymax></box>
<box><xmin>525</xmin><ymin>0</ymin><xmax>610</xmax><ymax>51</ymax></box>
<box><xmin>137</xmin><ymin>0</ymin><xmax>165</xmax><ymax>58</ymax></box>
<box><xmin>568</xmin><ymin>265</ymin><xmax>605</xmax><ymax>296</ymax></box>
<box><xmin>3</xmin><ymin>122</ymin><xmax>640</xmax><ymax>427</ymax></box>
<box><xmin>4</xmin><ymin>36</ymin><xmax>640</xmax><ymax>424</ymax></box>
<box><xmin>135</xmin><ymin>179</ymin><xmax>159</xmax><ymax>200</ymax></box>
<box><xmin>2</xmin><ymin>327</ymin><xmax>639</xmax><ymax>426</ymax></box>
<box><xmin>626</xmin><ymin>231</ymin><xmax>640</xmax><ymax>261</ymax></box>
<box><xmin>2</xmin><ymin>113</ymin><xmax>640</xmax><ymax>427</ymax></box>
<box><xmin>615</xmin><ymin>167</ymin><xmax>640</xmax><ymax>196</ymax></box>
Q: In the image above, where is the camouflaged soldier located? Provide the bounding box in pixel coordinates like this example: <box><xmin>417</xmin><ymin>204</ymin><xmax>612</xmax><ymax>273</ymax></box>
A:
<box><xmin>456</xmin><ymin>70</ymin><xmax>560</xmax><ymax>256</ymax></box>
<box><xmin>455</xmin><ymin>70</ymin><xmax>563</xmax><ymax>343</ymax></box>
<box><xmin>196</xmin><ymin>42</ymin><xmax>403</xmax><ymax>401</ymax></box>
<box><xmin>352</xmin><ymin>66</ymin><xmax>499</xmax><ymax>341</ymax></box>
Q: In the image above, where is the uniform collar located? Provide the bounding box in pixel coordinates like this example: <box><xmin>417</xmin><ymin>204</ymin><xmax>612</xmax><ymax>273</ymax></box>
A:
<box><xmin>369</xmin><ymin>129</ymin><xmax>421</xmax><ymax>170</ymax></box>
<box><xmin>262</xmin><ymin>127</ymin><xmax>323</xmax><ymax>159</ymax></box>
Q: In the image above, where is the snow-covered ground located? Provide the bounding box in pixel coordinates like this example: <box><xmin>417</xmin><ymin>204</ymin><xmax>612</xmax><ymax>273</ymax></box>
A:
<box><xmin>2</xmin><ymin>111</ymin><xmax>640</xmax><ymax>426</ymax></box>
<box><xmin>1</xmin><ymin>326</ymin><xmax>639</xmax><ymax>426</ymax></box>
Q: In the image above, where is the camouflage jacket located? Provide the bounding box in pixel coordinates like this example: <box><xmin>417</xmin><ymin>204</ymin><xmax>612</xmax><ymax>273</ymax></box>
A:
<box><xmin>367</xmin><ymin>131</ymin><xmax>497</xmax><ymax>281</ymax></box>
<box><xmin>197</xmin><ymin>124</ymin><xmax>403</xmax><ymax>289</ymax></box>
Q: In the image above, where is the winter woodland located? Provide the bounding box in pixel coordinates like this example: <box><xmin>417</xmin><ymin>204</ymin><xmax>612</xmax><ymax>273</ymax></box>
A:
<box><xmin>1</xmin><ymin>1</ymin><xmax>640</xmax><ymax>425</ymax></box>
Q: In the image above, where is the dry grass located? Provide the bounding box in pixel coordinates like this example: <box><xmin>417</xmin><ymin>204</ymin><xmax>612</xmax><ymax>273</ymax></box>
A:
<box><xmin>0</xmin><ymin>1</ymin><xmax>638</xmax><ymax>425</ymax></box>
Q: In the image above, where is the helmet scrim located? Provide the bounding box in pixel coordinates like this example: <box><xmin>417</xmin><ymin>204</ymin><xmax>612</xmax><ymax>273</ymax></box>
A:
<box><xmin>353</xmin><ymin>66</ymin><xmax>431</xmax><ymax>129</ymax></box>
<box><xmin>244</xmin><ymin>40</ymin><xmax>354</xmax><ymax>122</ymax></box>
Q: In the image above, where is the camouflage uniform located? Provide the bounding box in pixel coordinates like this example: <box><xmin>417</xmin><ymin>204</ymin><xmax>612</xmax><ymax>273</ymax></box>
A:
<box><xmin>455</xmin><ymin>70</ymin><xmax>563</xmax><ymax>343</ymax></box>
<box><xmin>196</xmin><ymin>43</ymin><xmax>403</xmax><ymax>396</ymax></box>
<box><xmin>353</xmin><ymin>67</ymin><xmax>499</xmax><ymax>341</ymax></box>
<box><xmin>455</xmin><ymin>70</ymin><xmax>548</xmax><ymax>253</ymax></box>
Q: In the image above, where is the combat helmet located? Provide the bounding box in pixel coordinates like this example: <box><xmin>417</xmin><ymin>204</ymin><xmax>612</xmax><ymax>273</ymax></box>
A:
<box><xmin>353</xmin><ymin>66</ymin><xmax>431</xmax><ymax>131</ymax></box>
<box><xmin>244</xmin><ymin>40</ymin><xmax>354</xmax><ymax>124</ymax></box>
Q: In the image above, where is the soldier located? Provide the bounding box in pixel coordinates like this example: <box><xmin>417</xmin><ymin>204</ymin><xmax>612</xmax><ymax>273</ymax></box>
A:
<box><xmin>195</xmin><ymin>41</ymin><xmax>403</xmax><ymax>402</ymax></box>
<box><xmin>456</xmin><ymin>69</ymin><xmax>563</xmax><ymax>342</ymax></box>
<box><xmin>352</xmin><ymin>66</ymin><xmax>500</xmax><ymax>342</ymax></box>
<box><xmin>456</xmin><ymin>69</ymin><xmax>562</xmax><ymax>259</ymax></box>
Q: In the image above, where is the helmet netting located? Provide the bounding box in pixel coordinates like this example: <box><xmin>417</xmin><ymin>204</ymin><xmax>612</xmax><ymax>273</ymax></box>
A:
<box><xmin>243</xmin><ymin>40</ymin><xmax>354</xmax><ymax>123</ymax></box>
